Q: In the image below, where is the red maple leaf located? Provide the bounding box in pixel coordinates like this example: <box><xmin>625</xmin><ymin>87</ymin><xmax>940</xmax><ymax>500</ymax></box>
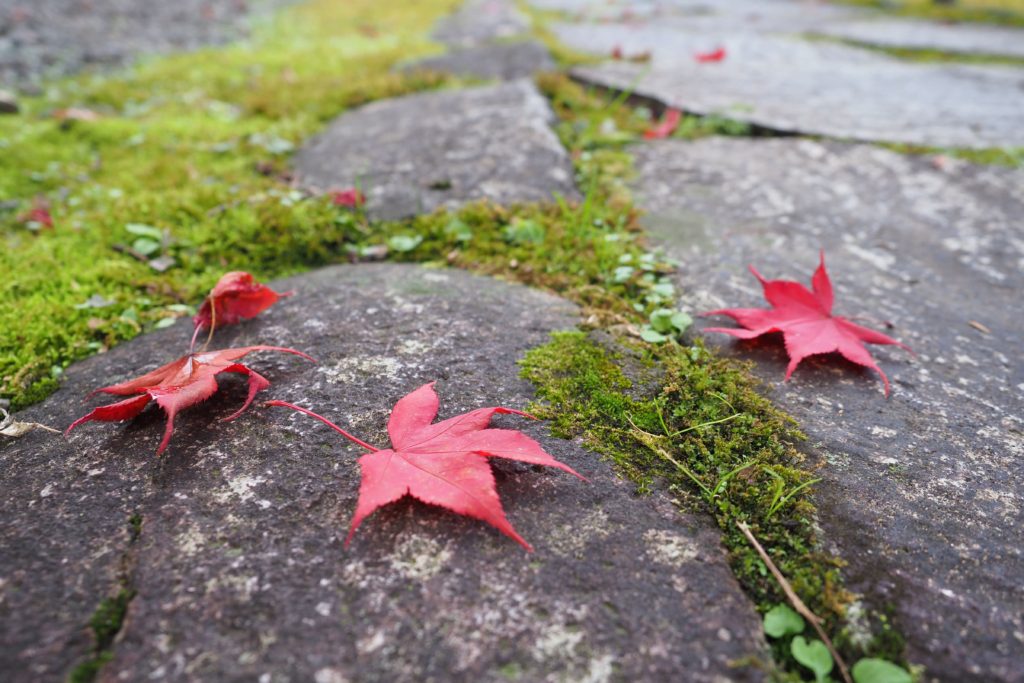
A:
<box><xmin>193</xmin><ymin>271</ymin><xmax>291</xmax><ymax>333</ymax></box>
<box><xmin>268</xmin><ymin>382</ymin><xmax>584</xmax><ymax>550</ymax></box>
<box><xmin>329</xmin><ymin>188</ymin><xmax>365</xmax><ymax>208</ymax></box>
<box><xmin>611</xmin><ymin>45</ymin><xmax>624</xmax><ymax>60</ymax></box>
<box><xmin>66</xmin><ymin>346</ymin><xmax>313</xmax><ymax>454</ymax></box>
<box><xmin>644</xmin><ymin>108</ymin><xmax>682</xmax><ymax>139</ymax></box>
<box><xmin>703</xmin><ymin>251</ymin><xmax>911</xmax><ymax>394</ymax></box>
<box><xmin>695</xmin><ymin>46</ymin><xmax>726</xmax><ymax>63</ymax></box>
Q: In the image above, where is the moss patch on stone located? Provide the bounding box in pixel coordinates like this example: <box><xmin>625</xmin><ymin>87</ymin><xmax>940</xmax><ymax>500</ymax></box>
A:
<box><xmin>833</xmin><ymin>0</ymin><xmax>1024</xmax><ymax>26</ymax></box>
<box><xmin>519</xmin><ymin>332</ymin><xmax>906</xmax><ymax>672</ymax></box>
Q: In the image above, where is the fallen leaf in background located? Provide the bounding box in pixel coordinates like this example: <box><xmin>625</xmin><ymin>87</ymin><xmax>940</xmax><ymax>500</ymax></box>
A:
<box><xmin>268</xmin><ymin>382</ymin><xmax>584</xmax><ymax>551</ymax></box>
<box><xmin>330</xmin><ymin>188</ymin><xmax>365</xmax><ymax>208</ymax></box>
<box><xmin>644</xmin><ymin>108</ymin><xmax>682</xmax><ymax>139</ymax></box>
<box><xmin>53</xmin><ymin>108</ymin><xmax>100</xmax><ymax>122</ymax></box>
<box><xmin>1</xmin><ymin>408</ymin><xmax>59</xmax><ymax>438</ymax></box>
<box><xmin>695</xmin><ymin>46</ymin><xmax>726</xmax><ymax>63</ymax></box>
<box><xmin>18</xmin><ymin>198</ymin><xmax>52</xmax><ymax>229</ymax></box>
<box><xmin>703</xmin><ymin>251</ymin><xmax>911</xmax><ymax>395</ymax></box>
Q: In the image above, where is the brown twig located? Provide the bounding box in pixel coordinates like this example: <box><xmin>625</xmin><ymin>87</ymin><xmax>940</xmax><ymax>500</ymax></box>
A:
<box><xmin>736</xmin><ymin>521</ymin><xmax>852</xmax><ymax>683</ymax></box>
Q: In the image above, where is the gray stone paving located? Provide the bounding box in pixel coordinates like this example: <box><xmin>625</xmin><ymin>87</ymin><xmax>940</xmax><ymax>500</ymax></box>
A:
<box><xmin>294</xmin><ymin>80</ymin><xmax>579</xmax><ymax>220</ymax></box>
<box><xmin>0</xmin><ymin>0</ymin><xmax>294</xmax><ymax>91</ymax></box>
<box><xmin>433</xmin><ymin>0</ymin><xmax>532</xmax><ymax>48</ymax></box>
<box><xmin>532</xmin><ymin>0</ymin><xmax>1024</xmax><ymax>148</ymax></box>
<box><xmin>405</xmin><ymin>40</ymin><xmax>555</xmax><ymax>81</ymax></box>
<box><xmin>0</xmin><ymin>264</ymin><xmax>768</xmax><ymax>682</ymax></box>
<box><xmin>631</xmin><ymin>137</ymin><xmax>1024</xmax><ymax>682</ymax></box>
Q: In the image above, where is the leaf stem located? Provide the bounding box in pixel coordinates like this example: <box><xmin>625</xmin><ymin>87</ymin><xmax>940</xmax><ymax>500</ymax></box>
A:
<box><xmin>736</xmin><ymin>521</ymin><xmax>852</xmax><ymax>683</ymax></box>
<box><xmin>265</xmin><ymin>400</ymin><xmax>378</xmax><ymax>452</ymax></box>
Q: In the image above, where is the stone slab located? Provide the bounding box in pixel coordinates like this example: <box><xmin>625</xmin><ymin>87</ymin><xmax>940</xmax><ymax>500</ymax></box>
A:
<box><xmin>1</xmin><ymin>263</ymin><xmax>768</xmax><ymax>682</ymax></box>
<box><xmin>433</xmin><ymin>0</ymin><xmax>531</xmax><ymax>48</ymax></box>
<box><xmin>294</xmin><ymin>81</ymin><xmax>580</xmax><ymax>220</ymax></box>
<box><xmin>0</xmin><ymin>0</ymin><xmax>295</xmax><ymax>90</ymax></box>
<box><xmin>559</xmin><ymin>23</ymin><xmax>1024</xmax><ymax>148</ymax></box>
<box><xmin>817</xmin><ymin>18</ymin><xmax>1024</xmax><ymax>59</ymax></box>
<box><xmin>406</xmin><ymin>40</ymin><xmax>556</xmax><ymax>81</ymax></box>
<box><xmin>530</xmin><ymin>0</ymin><xmax>1024</xmax><ymax>148</ymax></box>
<box><xmin>631</xmin><ymin>137</ymin><xmax>1024</xmax><ymax>682</ymax></box>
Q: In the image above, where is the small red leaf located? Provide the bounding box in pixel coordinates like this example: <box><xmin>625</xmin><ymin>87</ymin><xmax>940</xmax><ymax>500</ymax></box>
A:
<box><xmin>329</xmin><ymin>188</ymin><xmax>365</xmax><ymax>208</ymax></box>
<box><xmin>695</xmin><ymin>46</ymin><xmax>726</xmax><ymax>63</ymax></box>
<box><xmin>644</xmin><ymin>108</ymin><xmax>682</xmax><ymax>139</ymax></box>
<box><xmin>67</xmin><ymin>346</ymin><xmax>313</xmax><ymax>454</ymax></box>
<box><xmin>268</xmin><ymin>382</ymin><xmax>584</xmax><ymax>551</ymax></box>
<box><xmin>703</xmin><ymin>251</ymin><xmax>911</xmax><ymax>395</ymax></box>
<box><xmin>18</xmin><ymin>198</ymin><xmax>53</xmax><ymax>229</ymax></box>
<box><xmin>193</xmin><ymin>272</ymin><xmax>290</xmax><ymax>333</ymax></box>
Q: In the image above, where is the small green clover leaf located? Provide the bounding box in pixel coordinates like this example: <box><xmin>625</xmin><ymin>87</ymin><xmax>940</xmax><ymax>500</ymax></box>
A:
<box><xmin>640</xmin><ymin>328</ymin><xmax>668</xmax><ymax>343</ymax></box>
<box><xmin>444</xmin><ymin>218</ymin><xmax>473</xmax><ymax>243</ymax></box>
<box><xmin>387</xmin><ymin>235</ymin><xmax>423</xmax><ymax>253</ymax></box>
<box><xmin>791</xmin><ymin>636</ymin><xmax>833</xmax><ymax>683</ymax></box>
<box><xmin>503</xmin><ymin>218</ymin><xmax>545</xmax><ymax>245</ymax></box>
<box><xmin>763</xmin><ymin>604</ymin><xmax>805</xmax><ymax>638</ymax></box>
<box><xmin>642</xmin><ymin>308</ymin><xmax>693</xmax><ymax>344</ymax></box>
<box><xmin>851</xmin><ymin>659</ymin><xmax>912</xmax><ymax>683</ymax></box>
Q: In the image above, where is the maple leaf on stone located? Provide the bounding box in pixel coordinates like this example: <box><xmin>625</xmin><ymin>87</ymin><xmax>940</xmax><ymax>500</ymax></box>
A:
<box><xmin>644</xmin><ymin>108</ymin><xmax>682</xmax><ymax>139</ymax></box>
<box><xmin>703</xmin><ymin>251</ymin><xmax>911</xmax><ymax>395</ymax></box>
<box><xmin>268</xmin><ymin>382</ymin><xmax>584</xmax><ymax>551</ymax></box>
<box><xmin>193</xmin><ymin>271</ymin><xmax>291</xmax><ymax>333</ymax></box>
<box><xmin>67</xmin><ymin>346</ymin><xmax>313</xmax><ymax>454</ymax></box>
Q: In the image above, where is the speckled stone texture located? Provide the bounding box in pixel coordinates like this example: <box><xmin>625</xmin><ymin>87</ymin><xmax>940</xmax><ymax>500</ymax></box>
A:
<box><xmin>405</xmin><ymin>40</ymin><xmax>555</xmax><ymax>81</ymax></box>
<box><xmin>293</xmin><ymin>81</ymin><xmax>580</xmax><ymax>220</ymax></box>
<box><xmin>412</xmin><ymin>0</ymin><xmax>553</xmax><ymax>81</ymax></box>
<box><xmin>631</xmin><ymin>137</ymin><xmax>1024</xmax><ymax>682</ymax></box>
<box><xmin>432</xmin><ymin>0</ymin><xmax>531</xmax><ymax>48</ymax></box>
<box><xmin>0</xmin><ymin>0</ymin><xmax>295</xmax><ymax>90</ymax></box>
<box><xmin>0</xmin><ymin>264</ymin><xmax>767</xmax><ymax>682</ymax></box>
<box><xmin>531</xmin><ymin>0</ymin><xmax>1024</xmax><ymax>148</ymax></box>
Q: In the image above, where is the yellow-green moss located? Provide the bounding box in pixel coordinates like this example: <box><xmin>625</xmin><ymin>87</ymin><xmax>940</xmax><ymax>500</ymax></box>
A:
<box><xmin>833</xmin><ymin>0</ymin><xmax>1024</xmax><ymax>26</ymax></box>
<box><xmin>519</xmin><ymin>332</ymin><xmax>905</xmax><ymax>673</ymax></box>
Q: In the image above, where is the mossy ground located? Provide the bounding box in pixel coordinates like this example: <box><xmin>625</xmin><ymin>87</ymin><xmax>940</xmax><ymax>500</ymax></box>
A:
<box><xmin>1</xmin><ymin>1</ymin><xmax>929</xmax><ymax>680</ymax></box>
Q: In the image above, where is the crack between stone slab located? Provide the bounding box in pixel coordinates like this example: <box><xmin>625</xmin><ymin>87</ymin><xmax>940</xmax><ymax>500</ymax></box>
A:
<box><xmin>566</xmin><ymin>73</ymin><xmax>800</xmax><ymax>140</ymax></box>
<box><xmin>66</xmin><ymin>512</ymin><xmax>142</xmax><ymax>683</ymax></box>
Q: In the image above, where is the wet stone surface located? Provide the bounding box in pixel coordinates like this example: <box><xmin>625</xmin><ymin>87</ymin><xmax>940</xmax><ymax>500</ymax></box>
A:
<box><xmin>533</xmin><ymin>0</ymin><xmax>1024</xmax><ymax>148</ymax></box>
<box><xmin>631</xmin><ymin>137</ymin><xmax>1024</xmax><ymax>683</ymax></box>
<box><xmin>0</xmin><ymin>0</ymin><xmax>295</xmax><ymax>90</ymax></box>
<box><xmin>0</xmin><ymin>264</ymin><xmax>768</xmax><ymax>682</ymax></box>
<box><xmin>294</xmin><ymin>81</ymin><xmax>579</xmax><ymax>220</ymax></box>
<box><xmin>406</xmin><ymin>40</ymin><xmax>555</xmax><ymax>81</ymax></box>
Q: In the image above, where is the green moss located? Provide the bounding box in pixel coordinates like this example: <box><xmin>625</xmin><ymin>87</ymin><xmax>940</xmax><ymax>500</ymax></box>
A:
<box><xmin>519</xmin><ymin>332</ymin><xmax>909</xmax><ymax>672</ymax></box>
<box><xmin>804</xmin><ymin>31</ymin><xmax>1024</xmax><ymax>65</ymax></box>
<box><xmin>68</xmin><ymin>588</ymin><xmax>136</xmax><ymax>683</ymax></box>
<box><xmin>832</xmin><ymin>0</ymin><xmax>1024</xmax><ymax>26</ymax></box>
<box><xmin>879</xmin><ymin>142</ymin><xmax>1024</xmax><ymax>168</ymax></box>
